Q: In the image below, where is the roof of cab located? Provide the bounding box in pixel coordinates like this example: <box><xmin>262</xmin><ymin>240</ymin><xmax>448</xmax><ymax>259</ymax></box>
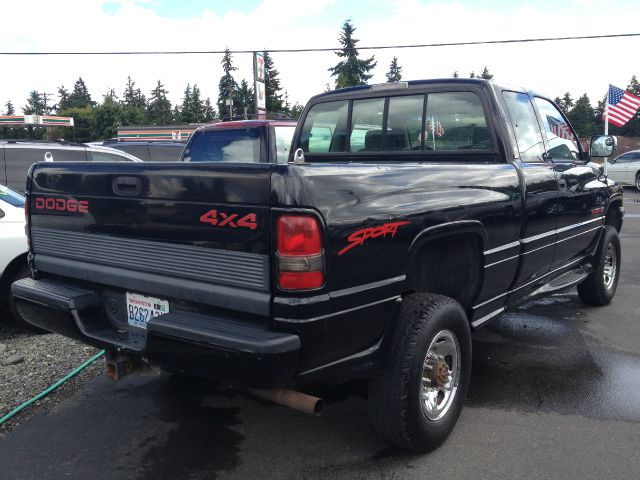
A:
<box><xmin>198</xmin><ymin>119</ymin><xmax>297</xmax><ymax>132</ymax></box>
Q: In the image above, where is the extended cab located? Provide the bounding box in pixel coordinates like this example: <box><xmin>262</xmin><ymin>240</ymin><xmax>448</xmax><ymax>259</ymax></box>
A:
<box><xmin>12</xmin><ymin>80</ymin><xmax>623</xmax><ymax>452</ymax></box>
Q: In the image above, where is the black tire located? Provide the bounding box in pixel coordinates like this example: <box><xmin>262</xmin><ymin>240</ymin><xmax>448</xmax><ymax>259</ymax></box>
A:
<box><xmin>578</xmin><ymin>226</ymin><xmax>621</xmax><ymax>306</ymax></box>
<box><xmin>635</xmin><ymin>172</ymin><xmax>640</xmax><ymax>191</ymax></box>
<box><xmin>369</xmin><ymin>293</ymin><xmax>472</xmax><ymax>452</ymax></box>
<box><xmin>4</xmin><ymin>263</ymin><xmax>45</xmax><ymax>332</ymax></box>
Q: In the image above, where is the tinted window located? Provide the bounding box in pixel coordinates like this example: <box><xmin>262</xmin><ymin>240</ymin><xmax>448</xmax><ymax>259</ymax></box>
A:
<box><xmin>112</xmin><ymin>144</ymin><xmax>150</xmax><ymax>161</ymax></box>
<box><xmin>386</xmin><ymin>95</ymin><xmax>424</xmax><ymax>151</ymax></box>
<box><xmin>149</xmin><ymin>144</ymin><xmax>184</xmax><ymax>162</ymax></box>
<box><xmin>503</xmin><ymin>92</ymin><xmax>545</xmax><ymax>162</ymax></box>
<box><xmin>4</xmin><ymin>146</ymin><xmax>86</xmax><ymax>192</ymax></box>
<box><xmin>349</xmin><ymin>98</ymin><xmax>384</xmax><ymax>152</ymax></box>
<box><xmin>183</xmin><ymin>128</ymin><xmax>262</xmax><ymax>163</ymax></box>
<box><xmin>425</xmin><ymin>92</ymin><xmax>491</xmax><ymax>151</ymax></box>
<box><xmin>534</xmin><ymin>97</ymin><xmax>579</xmax><ymax>161</ymax></box>
<box><xmin>0</xmin><ymin>184</ymin><xmax>25</xmax><ymax>207</ymax></box>
<box><xmin>274</xmin><ymin>126</ymin><xmax>295</xmax><ymax>163</ymax></box>
<box><xmin>87</xmin><ymin>151</ymin><xmax>132</xmax><ymax>162</ymax></box>
<box><xmin>300</xmin><ymin>100</ymin><xmax>349</xmax><ymax>153</ymax></box>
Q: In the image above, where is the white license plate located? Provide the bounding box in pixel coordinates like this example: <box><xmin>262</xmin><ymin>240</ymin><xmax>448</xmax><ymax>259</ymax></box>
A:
<box><xmin>126</xmin><ymin>292</ymin><xmax>169</xmax><ymax>329</ymax></box>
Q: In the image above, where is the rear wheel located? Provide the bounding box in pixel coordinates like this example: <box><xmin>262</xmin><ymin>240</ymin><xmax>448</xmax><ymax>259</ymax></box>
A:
<box><xmin>635</xmin><ymin>172</ymin><xmax>640</xmax><ymax>190</ymax></box>
<box><xmin>369</xmin><ymin>293</ymin><xmax>471</xmax><ymax>452</ymax></box>
<box><xmin>578</xmin><ymin>226</ymin><xmax>621</xmax><ymax>306</ymax></box>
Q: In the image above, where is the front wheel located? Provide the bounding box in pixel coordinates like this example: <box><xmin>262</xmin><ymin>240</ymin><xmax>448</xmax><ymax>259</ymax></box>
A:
<box><xmin>369</xmin><ymin>293</ymin><xmax>471</xmax><ymax>452</ymax></box>
<box><xmin>578</xmin><ymin>226</ymin><xmax>621</xmax><ymax>306</ymax></box>
<box><xmin>635</xmin><ymin>172</ymin><xmax>640</xmax><ymax>190</ymax></box>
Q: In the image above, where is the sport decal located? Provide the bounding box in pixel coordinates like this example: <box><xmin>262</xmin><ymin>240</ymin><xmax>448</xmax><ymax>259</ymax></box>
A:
<box><xmin>338</xmin><ymin>221</ymin><xmax>410</xmax><ymax>256</ymax></box>
<box><xmin>199</xmin><ymin>209</ymin><xmax>258</xmax><ymax>230</ymax></box>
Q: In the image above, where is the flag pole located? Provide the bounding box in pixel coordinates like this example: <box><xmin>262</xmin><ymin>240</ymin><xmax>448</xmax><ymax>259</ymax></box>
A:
<box><xmin>603</xmin><ymin>87</ymin><xmax>609</xmax><ymax>177</ymax></box>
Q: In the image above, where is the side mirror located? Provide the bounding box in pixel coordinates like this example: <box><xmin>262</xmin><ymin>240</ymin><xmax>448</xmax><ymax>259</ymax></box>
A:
<box><xmin>589</xmin><ymin>135</ymin><xmax>617</xmax><ymax>157</ymax></box>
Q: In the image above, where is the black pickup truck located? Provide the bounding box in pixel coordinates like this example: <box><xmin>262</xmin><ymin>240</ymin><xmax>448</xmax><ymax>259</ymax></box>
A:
<box><xmin>13</xmin><ymin>79</ymin><xmax>623</xmax><ymax>452</ymax></box>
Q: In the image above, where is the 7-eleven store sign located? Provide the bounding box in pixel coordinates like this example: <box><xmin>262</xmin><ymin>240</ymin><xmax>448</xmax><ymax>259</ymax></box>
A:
<box><xmin>0</xmin><ymin>115</ymin><xmax>74</xmax><ymax>127</ymax></box>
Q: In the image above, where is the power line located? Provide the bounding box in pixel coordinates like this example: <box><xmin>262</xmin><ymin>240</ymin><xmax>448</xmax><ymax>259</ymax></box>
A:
<box><xmin>1</xmin><ymin>32</ymin><xmax>639</xmax><ymax>56</ymax></box>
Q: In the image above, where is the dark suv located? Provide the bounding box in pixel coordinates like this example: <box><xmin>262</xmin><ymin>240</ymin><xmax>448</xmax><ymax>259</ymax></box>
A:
<box><xmin>0</xmin><ymin>140</ymin><xmax>141</xmax><ymax>192</ymax></box>
<box><xmin>96</xmin><ymin>140</ymin><xmax>186</xmax><ymax>162</ymax></box>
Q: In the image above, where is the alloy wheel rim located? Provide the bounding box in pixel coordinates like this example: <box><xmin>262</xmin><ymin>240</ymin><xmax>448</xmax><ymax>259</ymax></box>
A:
<box><xmin>603</xmin><ymin>242</ymin><xmax>617</xmax><ymax>290</ymax></box>
<box><xmin>420</xmin><ymin>329</ymin><xmax>460</xmax><ymax>421</ymax></box>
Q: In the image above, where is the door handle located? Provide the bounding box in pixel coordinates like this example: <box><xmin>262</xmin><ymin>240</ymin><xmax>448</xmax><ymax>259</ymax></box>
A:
<box><xmin>112</xmin><ymin>176</ymin><xmax>141</xmax><ymax>196</ymax></box>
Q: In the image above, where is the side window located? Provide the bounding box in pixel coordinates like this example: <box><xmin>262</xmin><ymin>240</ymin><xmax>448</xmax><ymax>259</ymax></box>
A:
<box><xmin>274</xmin><ymin>126</ymin><xmax>295</xmax><ymax>163</ymax></box>
<box><xmin>87</xmin><ymin>151</ymin><xmax>131</xmax><ymax>162</ymax></box>
<box><xmin>534</xmin><ymin>97</ymin><xmax>579</xmax><ymax>161</ymax></box>
<box><xmin>503</xmin><ymin>92</ymin><xmax>545</xmax><ymax>162</ymax></box>
<box><xmin>349</xmin><ymin>98</ymin><xmax>384</xmax><ymax>152</ymax></box>
<box><xmin>386</xmin><ymin>95</ymin><xmax>424</xmax><ymax>151</ymax></box>
<box><xmin>299</xmin><ymin>101</ymin><xmax>349</xmax><ymax>153</ymax></box>
<box><xmin>116</xmin><ymin>145</ymin><xmax>150</xmax><ymax>161</ymax></box>
<box><xmin>423</xmin><ymin>92</ymin><xmax>492</xmax><ymax>151</ymax></box>
<box><xmin>49</xmin><ymin>149</ymin><xmax>87</xmax><ymax>162</ymax></box>
<box><xmin>149</xmin><ymin>145</ymin><xmax>184</xmax><ymax>162</ymax></box>
<box><xmin>615</xmin><ymin>153</ymin><xmax>630</xmax><ymax>163</ymax></box>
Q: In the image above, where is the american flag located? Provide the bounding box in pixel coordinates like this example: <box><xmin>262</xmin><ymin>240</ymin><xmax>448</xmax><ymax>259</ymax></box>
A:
<box><xmin>607</xmin><ymin>84</ymin><xmax>640</xmax><ymax>127</ymax></box>
<box><xmin>546</xmin><ymin>115</ymin><xmax>574</xmax><ymax>141</ymax></box>
<box><xmin>427</xmin><ymin>116</ymin><xmax>445</xmax><ymax>138</ymax></box>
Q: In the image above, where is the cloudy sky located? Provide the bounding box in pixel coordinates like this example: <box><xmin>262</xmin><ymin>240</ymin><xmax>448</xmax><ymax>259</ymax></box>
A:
<box><xmin>1</xmin><ymin>0</ymin><xmax>639</xmax><ymax>114</ymax></box>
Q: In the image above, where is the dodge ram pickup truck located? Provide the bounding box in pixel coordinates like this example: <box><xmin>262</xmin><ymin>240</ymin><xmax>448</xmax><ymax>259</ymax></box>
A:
<box><xmin>12</xmin><ymin>79</ymin><xmax>623</xmax><ymax>452</ymax></box>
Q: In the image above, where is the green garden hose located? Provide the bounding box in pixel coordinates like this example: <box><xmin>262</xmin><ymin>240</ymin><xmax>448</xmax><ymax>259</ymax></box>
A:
<box><xmin>0</xmin><ymin>350</ymin><xmax>105</xmax><ymax>425</ymax></box>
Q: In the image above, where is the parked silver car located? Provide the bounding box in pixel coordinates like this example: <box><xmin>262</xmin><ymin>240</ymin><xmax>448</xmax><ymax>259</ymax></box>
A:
<box><xmin>608</xmin><ymin>149</ymin><xmax>640</xmax><ymax>190</ymax></box>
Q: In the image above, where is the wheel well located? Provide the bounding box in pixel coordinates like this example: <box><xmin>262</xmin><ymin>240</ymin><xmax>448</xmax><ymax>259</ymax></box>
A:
<box><xmin>406</xmin><ymin>234</ymin><xmax>483</xmax><ymax>311</ymax></box>
<box><xmin>0</xmin><ymin>253</ymin><xmax>29</xmax><ymax>302</ymax></box>
<box><xmin>606</xmin><ymin>200</ymin><xmax>623</xmax><ymax>232</ymax></box>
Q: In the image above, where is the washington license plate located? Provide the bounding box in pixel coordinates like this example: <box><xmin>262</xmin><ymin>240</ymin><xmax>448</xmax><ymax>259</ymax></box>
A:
<box><xmin>126</xmin><ymin>292</ymin><xmax>169</xmax><ymax>329</ymax></box>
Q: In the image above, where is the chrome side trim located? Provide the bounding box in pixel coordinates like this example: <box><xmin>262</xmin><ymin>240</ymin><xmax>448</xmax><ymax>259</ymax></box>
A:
<box><xmin>471</xmin><ymin>307</ymin><xmax>505</xmax><ymax>328</ymax></box>
<box><xmin>521</xmin><ymin>216</ymin><xmax>603</xmax><ymax>244</ymax></box>
<box><xmin>484</xmin><ymin>254</ymin><xmax>519</xmax><ymax>269</ymax></box>
<box><xmin>275</xmin><ymin>295</ymin><xmax>401</xmax><ymax>324</ymax></box>
<box><xmin>330</xmin><ymin>275</ymin><xmax>406</xmax><ymax>298</ymax></box>
<box><xmin>483</xmin><ymin>241</ymin><xmax>520</xmax><ymax>256</ymax></box>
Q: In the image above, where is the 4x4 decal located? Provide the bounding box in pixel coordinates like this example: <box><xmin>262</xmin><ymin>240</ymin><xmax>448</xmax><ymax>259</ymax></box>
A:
<box><xmin>338</xmin><ymin>221</ymin><xmax>410</xmax><ymax>256</ymax></box>
<box><xmin>199</xmin><ymin>209</ymin><xmax>258</xmax><ymax>230</ymax></box>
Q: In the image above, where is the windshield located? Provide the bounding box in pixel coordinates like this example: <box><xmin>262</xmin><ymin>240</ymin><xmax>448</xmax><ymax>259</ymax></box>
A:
<box><xmin>182</xmin><ymin>128</ymin><xmax>262</xmax><ymax>163</ymax></box>
<box><xmin>0</xmin><ymin>185</ymin><xmax>25</xmax><ymax>208</ymax></box>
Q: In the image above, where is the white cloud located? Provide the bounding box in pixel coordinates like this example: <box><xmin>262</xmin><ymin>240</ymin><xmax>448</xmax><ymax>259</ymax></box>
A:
<box><xmin>1</xmin><ymin>0</ymin><xmax>638</xmax><ymax>117</ymax></box>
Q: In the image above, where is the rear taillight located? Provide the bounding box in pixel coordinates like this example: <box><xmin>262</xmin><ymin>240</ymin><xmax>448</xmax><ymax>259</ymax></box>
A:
<box><xmin>276</xmin><ymin>215</ymin><xmax>324</xmax><ymax>290</ymax></box>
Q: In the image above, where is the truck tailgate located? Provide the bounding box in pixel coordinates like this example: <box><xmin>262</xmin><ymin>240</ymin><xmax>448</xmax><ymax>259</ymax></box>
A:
<box><xmin>28</xmin><ymin>162</ymin><xmax>275</xmax><ymax>315</ymax></box>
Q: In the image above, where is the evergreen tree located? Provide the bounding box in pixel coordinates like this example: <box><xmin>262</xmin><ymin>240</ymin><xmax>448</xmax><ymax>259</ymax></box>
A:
<box><xmin>65</xmin><ymin>77</ymin><xmax>95</xmax><ymax>109</ymax></box>
<box><xmin>329</xmin><ymin>20</ymin><xmax>376</xmax><ymax>89</ymax></box>
<box><xmin>190</xmin><ymin>85</ymin><xmax>206</xmax><ymax>122</ymax></box>
<box><xmin>58</xmin><ymin>107</ymin><xmax>95</xmax><ymax>142</ymax></box>
<box><xmin>594</xmin><ymin>97</ymin><xmax>606</xmax><ymax>133</ymax></box>
<box><xmin>622</xmin><ymin>75</ymin><xmax>640</xmax><ymax>136</ymax></box>
<box><xmin>203</xmin><ymin>98</ymin><xmax>216</xmax><ymax>121</ymax></box>
<box><xmin>147</xmin><ymin>80</ymin><xmax>173</xmax><ymax>125</ymax></box>
<box><xmin>469</xmin><ymin>71</ymin><xmax>476</xmax><ymax>78</ymax></box>
<box><xmin>567</xmin><ymin>93</ymin><xmax>595</xmax><ymax>137</ymax></box>
<box><xmin>94</xmin><ymin>93</ymin><xmax>122</xmax><ymax>139</ymax></box>
<box><xmin>5</xmin><ymin>100</ymin><xmax>15</xmax><ymax>115</ymax></box>
<box><xmin>23</xmin><ymin>91</ymin><xmax>46</xmax><ymax>115</ymax></box>
<box><xmin>217</xmin><ymin>48</ymin><xmax>239</xmax><ymax>117</ymax></box>
<box><xmin>122</xmin><ymin>76</ymin><xmax>146</xmax><ymax>109</ymax></box>
<box><xmin>263</xmin><ymin>51</ymin><xmax>285</xmax><ymax>113</ymax></box>
<box><xmin>181</xmin><ymin>84</ymin><xmax>194</xmax><ymax>122</ymax></box>
<box><xmin>288</xmin><ymin>102</ymin><xmax>305</xmax><ymax>119</ymax></box>
<box><xmin>103</xmin><ymin>88</ymin><xmax>118</xmax><ymax>102</ymax></box>
<box><xmin>172</xmin><ymin>105</ymin><xmax>182</xmax><ymax>123</ymax></box>
<box><xmin>1</xmin><ymin>100</ymin><xmax>17</xmax><ymax>139</ymax></box>
<box><xmin>234</xmin><ymin>79</ymin><xmax>254</xmax><ymax>117</ymax></box>
<box><xmin>386</xmin><ymin>57</ymin><xmax>403</xmax><ymax>82</ymax></box>
<box><xmin>479</xmin><ymin>66</ymin><xmax>494</xmax><ymax>80</ymax></box>
<box><xmin>553</xmin><ymin>96</ymin><xmax>562</xmax><ymax>107</ymax></box>
<box><xmin>452</xmin><ymin>71</ymin><xmax>459</xmax><ymax>78</ymax></box>
<box><xmin>57</xmin><ymin>86</ymin><xmax>70</xmax><ymax>112</ymax></box>
<box><xmin>559</xmin><ymin>92</ymin><xmax>574</xmax><ymax>113</ymax></box>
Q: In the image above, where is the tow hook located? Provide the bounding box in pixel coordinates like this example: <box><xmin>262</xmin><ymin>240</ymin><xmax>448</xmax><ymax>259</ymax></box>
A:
<box><xmin>105</xmin><ymin>350</ymin><xmax>160</xmax><ymax>380</ymax></box>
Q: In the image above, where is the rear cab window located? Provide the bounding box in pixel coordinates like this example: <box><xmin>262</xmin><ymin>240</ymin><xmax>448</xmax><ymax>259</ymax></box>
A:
<box><xmin>297</xmin><ymin>87</ymin><xmax>495</xmax><ymax>160</ymax></box>
<box><xmin>183</xmin><ymin>127</ymin><xmax>263</xmax><ymax>163</ymax></box>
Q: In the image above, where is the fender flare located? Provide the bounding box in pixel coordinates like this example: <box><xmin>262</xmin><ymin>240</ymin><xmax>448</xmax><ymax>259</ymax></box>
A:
<box><xmin>408</xmin><ymin>220</ymin><xmax>489</xmax><ymax>262</ymax></box>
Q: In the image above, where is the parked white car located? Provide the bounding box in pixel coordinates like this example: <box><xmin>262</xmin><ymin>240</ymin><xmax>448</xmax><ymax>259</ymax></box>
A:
<box><xmin>608</xmin><ymin>150</ymin><xmax>640</xmax><ymax>190</ymax></box>
<box><xmin>0</xmin><ymin>185</ymin><xmax>31</xmax><ymax>328</ymax></box>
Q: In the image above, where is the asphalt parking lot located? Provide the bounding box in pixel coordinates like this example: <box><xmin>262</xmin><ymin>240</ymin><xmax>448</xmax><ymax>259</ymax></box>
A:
<box><xmin>1</xmin><ymin>189</ymin><xmax>639</xmax><ymax>480</ymax></box>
